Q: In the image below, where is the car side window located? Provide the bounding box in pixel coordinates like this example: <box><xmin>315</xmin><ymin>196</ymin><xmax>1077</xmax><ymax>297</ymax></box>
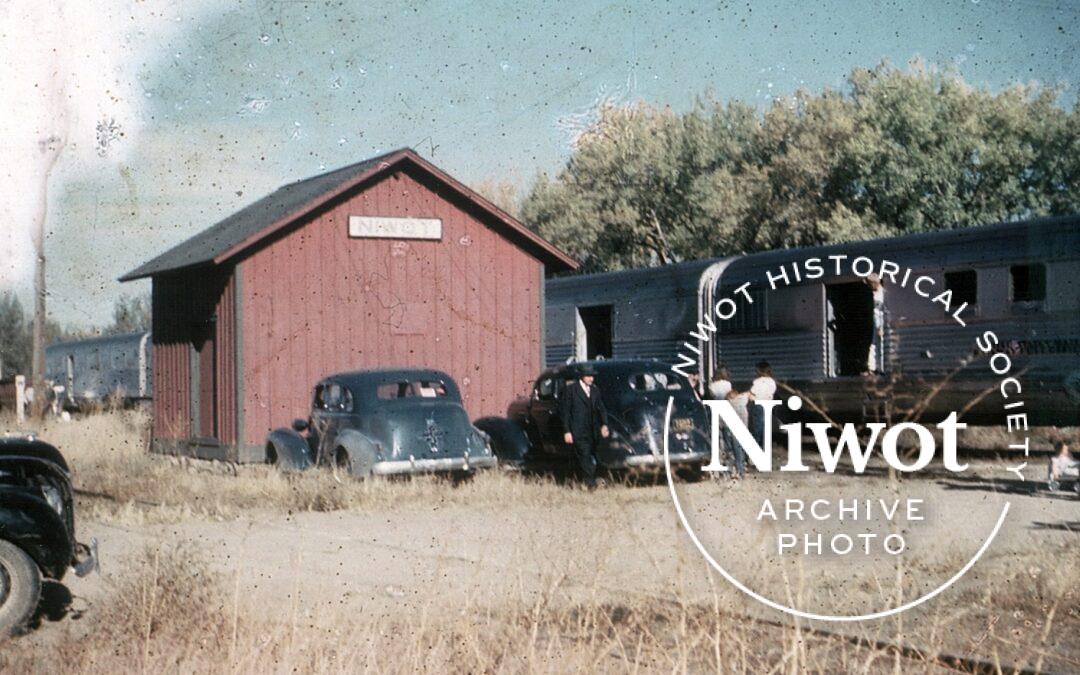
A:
<box><xmin>313</xmin><ymin>384</ymin><xmax>326</xmax><ymax>410</ymax></box>
<box><xmin>535</xmin><ymin>377</ymin><xmax>555</xmax><ymax>401</ymax></box>
<box><xmin>325</xmin><ymin>383</ymin><xmax>344</xmax><ymax>410</ymax></box>
<box><xmin>342</xmin><ymin>387</ymin><xmax>354</xmax><ymax>413</ymax></box>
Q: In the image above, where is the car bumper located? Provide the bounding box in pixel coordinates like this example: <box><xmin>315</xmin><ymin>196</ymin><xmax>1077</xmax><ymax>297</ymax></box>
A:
<box><xmin>72</xmin><ymin>537</ymin><xmax>98</xmax><ymax>578</ymax></box>
<box><xmin>613</xmin><ymin>451</ymin><xmax>709</xmax><ymax>469</ymax></box>
<box><xmin>372</xmin><ymin>455</ymin><xmax>498</xmax><ymax>476</ymax></box>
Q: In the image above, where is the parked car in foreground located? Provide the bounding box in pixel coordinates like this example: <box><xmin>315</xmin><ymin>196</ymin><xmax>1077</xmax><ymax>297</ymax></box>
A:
<box><xmin>477</xmin><ymin>359</ymin><xmax>711</xmax><ymax>476</ymax></box>
<box><xmin>266</xmin><ymin>369</ymin><xmax>497</xmax><ymax>478</ymax></box>
<box><xmin>0</xmin><ymin>437</ymin><xmax>98</xmax><ymax>636</ymax></box>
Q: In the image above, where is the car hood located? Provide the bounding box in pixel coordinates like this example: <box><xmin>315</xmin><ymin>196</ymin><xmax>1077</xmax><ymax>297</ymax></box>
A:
<box><xmin>606</xmin><ymin>396</ymin><xmax>710</xmax><ymax>455</ymax></box>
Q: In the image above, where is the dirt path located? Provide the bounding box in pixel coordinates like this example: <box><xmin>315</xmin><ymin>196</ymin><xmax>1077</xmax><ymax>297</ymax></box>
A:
<box><xmin>47</xmin><ymin>460</ymin><xmax>1080</xmax><ymax>669</ymax></box>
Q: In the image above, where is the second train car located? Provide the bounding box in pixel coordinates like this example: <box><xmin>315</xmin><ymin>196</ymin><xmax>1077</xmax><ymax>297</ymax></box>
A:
<box><xmin>545</xmin><ymin>215</ymin><xmax>1080</xmax><ymax>425</ymax></box>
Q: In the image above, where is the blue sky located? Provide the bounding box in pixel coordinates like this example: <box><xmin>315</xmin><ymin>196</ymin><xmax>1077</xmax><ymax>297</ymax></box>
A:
<box><xmin>4</xmin><ymin>0</ymin><xmax>1076</xmax><ymax>328</ymax></box>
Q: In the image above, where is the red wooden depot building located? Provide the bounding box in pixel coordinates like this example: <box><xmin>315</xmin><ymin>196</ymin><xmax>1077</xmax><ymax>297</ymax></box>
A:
<box><xmin>121</xmin><ymin>148</ymin><xmax>577</xmax><ymax>461</ymax></box>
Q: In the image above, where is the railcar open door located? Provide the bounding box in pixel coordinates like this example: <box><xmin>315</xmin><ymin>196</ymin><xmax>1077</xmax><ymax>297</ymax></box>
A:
<box><xmin>825</xmin><ymin>282</ymin><xmax>875</xmax><ymax>377</ymax></box>
<box><xmin>574</xmin><ymin>305</ymin><xmax>612</xmax><ymax>360</ymax></box>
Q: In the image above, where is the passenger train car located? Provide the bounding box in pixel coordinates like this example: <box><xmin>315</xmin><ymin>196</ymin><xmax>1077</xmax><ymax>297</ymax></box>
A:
<box><xmin>545</xmin><ymin>216</ymin><xmax>1080</xmax><ymax>425</ymax></box>
<box><xmin>45</xmin><ymin>331</ymin><xmax>152</xmax><ymax>410</ymax></box>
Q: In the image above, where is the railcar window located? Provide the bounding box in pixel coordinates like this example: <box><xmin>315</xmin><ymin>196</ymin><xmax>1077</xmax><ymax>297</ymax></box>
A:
<box><xmin>945</xmin><ymin>270</ymin><xmax>978</xmax><ymax>306</ymax></box>
<box><xmin>1010</xmin><ymin>264</ymin><xmax>1046</xmax><ymax>303</ymax></box>
<box><xmin>720</xmin><ymin>287</ymin><xmax>768</xmax><ymax>332</ymax></box>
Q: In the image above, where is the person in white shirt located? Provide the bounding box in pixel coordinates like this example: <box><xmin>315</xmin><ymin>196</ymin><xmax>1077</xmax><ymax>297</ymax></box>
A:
<box><xmin>709</xmin><ymin>366</ymin><xmax>746</xmax><ymax>479</ymax></box>
<box><xmin>708</xmin><ymin>367</ymin><xmax>733</xmax><ymax>401</ymax></box>
<box><xmin>1047</xmin><ymin>440</ymin><xmax>1078</xmax><ymax>492</ymax></box>
<box><xmin>748</xmin><ymin>361</ymin><xmax>776</xmax><ymax>448</ymax></box>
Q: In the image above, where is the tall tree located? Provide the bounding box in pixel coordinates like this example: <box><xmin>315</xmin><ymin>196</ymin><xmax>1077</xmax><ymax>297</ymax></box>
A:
<box><xmin>0</xmin><ymin>292</ymin><xmax>31</xmax><ymax>379</ymax></box>
<box><xmin>109</xmin><ymin>293</ymin><xmax>152</xmax><ymax>335</ymax></box>
<box><xmin>522</xmin><ymin>61</ymin><xmax>1080</xmax><ymax>271</ymax></box>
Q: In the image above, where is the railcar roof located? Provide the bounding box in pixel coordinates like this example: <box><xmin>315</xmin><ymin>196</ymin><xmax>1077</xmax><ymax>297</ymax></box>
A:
<box><xmin>546</xmin><ymin>257</ymin><xmax>722</xmax><ymax>293</ymax></box>
<box><xmin>45</xmin><ymin>331</ymin><xmax>148</xmax><ymax>351</ymax></box>
<box><xmin>720</xmin><ymin>214</ymin><xmax>1080</xmax><ymax>278</ymax></box>
<box><xmin>544</xmin><ymin>214</ymin><xmax>1079</xmax><ymax>292</ymax></box>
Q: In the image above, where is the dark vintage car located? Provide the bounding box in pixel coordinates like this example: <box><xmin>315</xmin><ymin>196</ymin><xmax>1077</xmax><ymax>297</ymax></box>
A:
<box><xmin>266</xmin><ymin>368</ymin><xmax>497</xmax><ymax>477</ymax></box>
<box><xmin>0</xmin><ymin>437</ymin><xmax>97</xmax><ymax>636</ymax></box>
<box><xmin>476</xmin><ymin>359</ymin><xmax>711</xmax><ymax>475</ymax></box>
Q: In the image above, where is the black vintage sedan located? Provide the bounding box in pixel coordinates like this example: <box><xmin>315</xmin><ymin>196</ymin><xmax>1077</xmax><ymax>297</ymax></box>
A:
<box><xmin>477</xmin><ymin>360</ymin><xmax>711</xmax><ymax>475</ymax></box>
<box><xmin>266</xmin><ymin>368</ymin><xmax>497</xmax><ymax>477</ymax></box>
<box><xmin>0</xmin><ymin>437</ymin><xmax>97</xmax><ymax>636</ymax></box>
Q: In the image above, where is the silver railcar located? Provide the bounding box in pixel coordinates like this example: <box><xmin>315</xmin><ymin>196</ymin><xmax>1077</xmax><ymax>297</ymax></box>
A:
<box><xmin>45</xmin><ymin>331</ymin><xmax>152</xmax><ymax>409</ymax></box>
<box><xmin>545</xmin><ymin>216</ymin><xmax>1080</xmax><ymax>425</ymax></box>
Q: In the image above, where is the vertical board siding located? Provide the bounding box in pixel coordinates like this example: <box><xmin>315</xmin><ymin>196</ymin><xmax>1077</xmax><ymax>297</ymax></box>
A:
<box><xmin>215</xmin><ymin>270</ymin><xmax>238</xmax><ymax>447</ymax></box>
<box><xmin>240</xmin><ymin>166</ymin><xmax>543</xmax><ymax>446</ymax></box>
<box><xmin>150</xmin><ymin>268</ymin><xmax>238</xmax><ymax>448</ymax></box>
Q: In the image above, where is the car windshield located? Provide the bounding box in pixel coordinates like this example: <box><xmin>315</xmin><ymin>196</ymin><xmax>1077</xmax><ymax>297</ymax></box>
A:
<box><xmin>597</xmin><ymin>370</ymin><xmax>696</xmax><ymax>410</ymax></box>
<box><xmin>627</xmin><ymin>371</ymin><xmax>685</xmax><ymax>393</ymax></box>
<box><xmin>376</xmin><ymin>380</ymin><xmax>449</xmax><ymax>400</ymax></box>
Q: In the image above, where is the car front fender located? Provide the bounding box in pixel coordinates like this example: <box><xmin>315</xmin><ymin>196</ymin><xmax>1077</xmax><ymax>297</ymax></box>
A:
<box><xmin>0</xmin><ymin>488</ymin><xmax>75</xmax><ymax>580</ymax></box>
<box><xmin>334</xmin><ymin>429</ymin><xmax>381</xmax><ymax>477</ymax></box>
<box><xmin>474</xmin><ymin>416</ymin><xmax>532</xmax><ymax>464</ymax></box>
<box><xmin>266</xmin><ymin>428</ymin><xmax>313</xmax><ymax>472</ymax></box>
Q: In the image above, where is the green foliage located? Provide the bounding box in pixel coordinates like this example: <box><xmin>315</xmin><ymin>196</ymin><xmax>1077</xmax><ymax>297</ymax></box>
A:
<box><xmin>522</xmin><ymin>61</ymin><xmax>1080</xmax><ymax>271</ymax></box>
<box><xmin>0</xmin><ymin>292</ymin><xmax>31</xmax><ymax>378</ymax></box>
<box><xmin>110</xmin><ymin>293</ymin><xmax>151</xmax><ymax>335</ymax></box>
<box><xmin>0</xmin><ymin>291</ymin><xmax>149</xmax><ymax>378</ymax></box>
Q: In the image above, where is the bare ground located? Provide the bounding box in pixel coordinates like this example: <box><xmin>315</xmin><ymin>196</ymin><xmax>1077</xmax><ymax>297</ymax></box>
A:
<box><xmin>2</xmin><ymin>412</ymin><xmax>1078</xmax><ymax>672</ymax></box>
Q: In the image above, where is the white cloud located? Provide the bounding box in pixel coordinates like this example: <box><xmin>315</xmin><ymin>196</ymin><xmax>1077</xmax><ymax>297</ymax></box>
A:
<box><xmin>0</xmin><ymin>0</ymin><xmax>195</xmax><ymax>289</ymax></box>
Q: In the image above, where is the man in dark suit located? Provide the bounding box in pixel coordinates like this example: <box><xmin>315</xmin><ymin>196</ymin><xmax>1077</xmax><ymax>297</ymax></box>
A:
<box><xmin>559</xmin><ymin>365</ymin><xmax>610</xmax><ymax>488</ymax></box>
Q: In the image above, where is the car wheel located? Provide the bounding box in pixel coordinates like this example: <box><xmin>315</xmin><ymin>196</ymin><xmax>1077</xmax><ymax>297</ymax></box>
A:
<box><xmin>333</xmin><ymin>448</ymin><xmax>353</xmax><ymax>481</ymax></box>
<box><xmin>0</xmin><ymin>539</ymin><xmax>42</xmax><ymax>638</ymax></box>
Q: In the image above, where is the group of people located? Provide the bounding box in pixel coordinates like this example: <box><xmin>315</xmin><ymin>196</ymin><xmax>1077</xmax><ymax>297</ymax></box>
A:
<box><xmin>555</xmin><ymin>357</ymin><xmax>1077</xmax><ymax>494</ymax></box>
<box><xmin>705</xmin><ymin>360</ymin><xmax>777</xmax><ymax>480</ymax></box>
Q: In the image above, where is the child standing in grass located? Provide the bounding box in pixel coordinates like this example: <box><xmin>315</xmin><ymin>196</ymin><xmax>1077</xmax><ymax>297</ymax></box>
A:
<box><xmin>1048</xmin><ymin>440</ymin><xmax>1078</xmax><ymax>491</ymax></box>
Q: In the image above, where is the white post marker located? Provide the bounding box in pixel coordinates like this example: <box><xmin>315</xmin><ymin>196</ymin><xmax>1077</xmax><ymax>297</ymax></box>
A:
<box><xmin>15</xmin><ymin>375</ymin><xmax>26</xmax><ymax>423</ymax></box>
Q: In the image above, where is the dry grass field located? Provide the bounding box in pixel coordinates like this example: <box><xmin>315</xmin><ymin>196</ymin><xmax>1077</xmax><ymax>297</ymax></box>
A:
<box><xmin>0</xmin><ymin>411</ymin><xmax>1077</xmax><ymax>673</ymax></box>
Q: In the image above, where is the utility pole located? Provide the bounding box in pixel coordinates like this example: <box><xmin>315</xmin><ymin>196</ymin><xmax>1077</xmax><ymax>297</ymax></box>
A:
<box><xmin>30</xmin><ymin>134</ymin><xmax>65</xmax><ymax>418</ymax></box>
